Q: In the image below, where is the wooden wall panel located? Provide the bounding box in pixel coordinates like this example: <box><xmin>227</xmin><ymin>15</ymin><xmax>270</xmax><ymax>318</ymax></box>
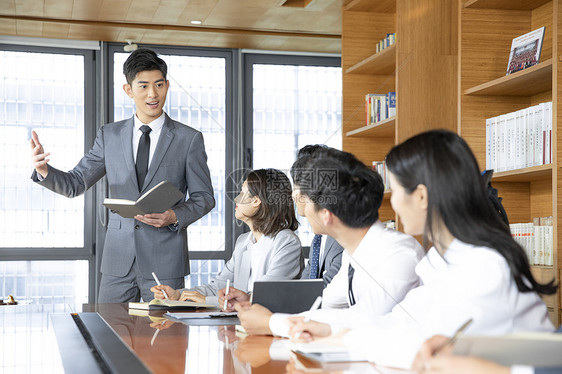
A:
<box><xmin>396</xmin><ymin>0</ymin><xmax>458</xmax><ymax>142</ymax></box>
<box><xmin>530</xmin><ymin>179</ymin><xmax>554</xmax><ymax>217</ymax></box>
<box><xmin>494</xmin><ymin>182</ymin><xmax>531</xmax><ymax>223</ymax></box>
<box><xmin>532</xmin><ymin>1</ymin><xmax>554</xmax><ymax>61</ymax></box>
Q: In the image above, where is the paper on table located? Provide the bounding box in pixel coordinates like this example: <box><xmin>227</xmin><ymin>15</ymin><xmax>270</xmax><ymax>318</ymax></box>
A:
<box><xmin>165</xmin><ymin>311</ymin><xmax>238</xmax><ymax>319</ymax></box>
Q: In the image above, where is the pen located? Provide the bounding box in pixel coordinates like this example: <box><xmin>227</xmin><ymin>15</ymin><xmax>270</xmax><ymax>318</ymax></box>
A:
<box><xmin>223</xmin><ymin>279</ymin><xmax>230</xmax><ymax>310</ymax></box>
<box><xmin>295</xmin><ymin>295</ymin><xmax>322</xmax><ymax>339</ymax></box>
<box><xmin>432</xmin><ymin>318</ymin><xmax>473</xmax><ymax>356</ymax></box>
<box><xmin>151</xmin><ymin>271</ymin><xmax>169</xmax><ymax>300</ymax></box>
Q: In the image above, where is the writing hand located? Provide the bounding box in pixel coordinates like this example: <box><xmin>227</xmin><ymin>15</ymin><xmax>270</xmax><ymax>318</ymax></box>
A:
<box><xmin>412</xmin><ymin>335</ymin><xmax>451</xmax><ymax>372</ymax></box>
<box><xmin>234</xmin><ymin>302</ymin><xmax>273</xmax><ymax>335</ymax></box>
<box><xmin>150</xmin><ymin>284</ymin><xmax>180</xmax><ymax>300</ymax></box>
<box><xmin>179</xmin><ymin>290</ymin><xmax>206</xmax><ymax>303</ymax></box>
<box><xmin>288</xmin><ymin>317</ymin><xmax>332</xmax><ymax>343</ymax></box>
<box><xmin>218</xmin><ymin>287</ymin><xmax>250</xmax><ymax>312</ymax></box>
<box><xmin>135</xmin><ymin>209</ymin><xmax>177</xmax><ymax>228</ymax></box>
<box><xmin>29</xmin><ymin>130</ymin><xmax>50</xmax><ymax>178</ymax></box>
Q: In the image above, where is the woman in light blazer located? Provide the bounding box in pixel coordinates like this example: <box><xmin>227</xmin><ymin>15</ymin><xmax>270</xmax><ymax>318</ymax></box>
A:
<box><xmin>152</xmin><ymin>168</ymin><xmax>303</xmax><ymax>307</ymax></box>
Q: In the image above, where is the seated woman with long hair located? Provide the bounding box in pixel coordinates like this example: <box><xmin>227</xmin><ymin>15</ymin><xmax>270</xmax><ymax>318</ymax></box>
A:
<box><xmin>290</xmin><ymin>130</ymin><xmax>557</xmax><ymax>369</ymax></box>
<box><xmin>152</xmin><ymin>168</ymin><xmax>303</xmax><ymax>307</ymax></box>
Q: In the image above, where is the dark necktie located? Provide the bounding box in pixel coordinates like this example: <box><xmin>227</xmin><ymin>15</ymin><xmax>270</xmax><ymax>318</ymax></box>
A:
<box><xmin>309</xmin><ymin>234</ymin><xmax>322</xmax><ymax>279</ymax></box>
<box><xmin>136</xmin><ymin>125</ymin><xmax>152</xmax><ymax>192</ymax></box>
<box><xmin>348</xmin><ymin>263</ymin><xmax>356</xmax><ymax>306</ymax></box>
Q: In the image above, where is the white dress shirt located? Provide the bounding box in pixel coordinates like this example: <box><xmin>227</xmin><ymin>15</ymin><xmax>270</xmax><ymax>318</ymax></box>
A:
<box><xmin>342</xmin><ymin>239</ymin><xmax>555</xmax><ymax>369</ymax></box>
<box><xmin>269</xmin><ymin>221</ymin><xmax>425</xmax><ymax>336</ymax></box>
<box><xmin>132</xmin><ymin>112</ymin><xmax>165</xmax><ymax>166</ymax></box>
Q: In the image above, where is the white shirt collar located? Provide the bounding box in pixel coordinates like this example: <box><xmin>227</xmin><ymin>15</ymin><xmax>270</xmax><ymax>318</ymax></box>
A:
<box><xmin>133</xmin><ymin>112</ymin><xmax>166</xmax><ymax>133</ymax></box>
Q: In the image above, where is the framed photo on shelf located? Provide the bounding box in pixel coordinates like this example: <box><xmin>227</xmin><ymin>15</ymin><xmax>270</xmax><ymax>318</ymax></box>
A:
<box><xmin>506</xmin><ymin>27</ymin><xmax>545</xmax><ymax>75</ymax></box>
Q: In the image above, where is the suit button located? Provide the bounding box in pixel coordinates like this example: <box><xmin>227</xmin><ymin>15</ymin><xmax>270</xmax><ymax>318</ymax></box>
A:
<box><xmin>134</xmin><ymin>225</ymin><xmax>140</xmax><ymax>230</ymax></box>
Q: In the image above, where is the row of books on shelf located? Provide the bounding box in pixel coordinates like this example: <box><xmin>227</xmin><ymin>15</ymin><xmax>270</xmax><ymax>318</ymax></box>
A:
<box><xmin>365</xmin><ymin>92</ymin><xmax>396</xmax><ymax>126</ymax></box>
<box><xmin>510</xmin><ymin>216</ymin><xmax>553</xmax><ymax>266</ymax></box>
<box><xmin>375</xmin><ymin>33</ymin><xmax>396</xmax><ymax>53</ymax></box>
<box><xmin>372</xmin><ymin>161</ymin><xmax>390</xmax><ymax>191</ymax></box>
<box><xmin>485</xmin><ymin>102</ymin><xmax>552</xmax><ymax>172</ymax></box>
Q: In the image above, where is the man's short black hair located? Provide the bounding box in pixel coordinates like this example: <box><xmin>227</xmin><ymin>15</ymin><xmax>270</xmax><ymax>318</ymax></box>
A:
<box><xmin>301</xmin><ymin>148</ymin><xmax>384</xmax><ymax>228</ymax></box>
<box><xmin>290</xmin><ymin>144</ymin><xmax>329</xmax><ymax>187</ymax></box>
<box><xmin>123</xmin><ymin>48</ymin><xmax>168</xmax><ymax>85</ymax></box>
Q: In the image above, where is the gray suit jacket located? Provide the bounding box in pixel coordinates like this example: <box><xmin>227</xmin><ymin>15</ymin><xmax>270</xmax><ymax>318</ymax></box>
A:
<box><xmin>187</xmin><ymin>229</ymin><xmax>303</xmax><ymax>305</ymax></box>
<box><xmin>301</xmin><ymin>235</ymin><xmax>344</xmax><ymax>286</ymax></box>
<box><xmin>32</xmin><ymin>114</ymin><xmax>215</xmax><ymax>279</ymax></box>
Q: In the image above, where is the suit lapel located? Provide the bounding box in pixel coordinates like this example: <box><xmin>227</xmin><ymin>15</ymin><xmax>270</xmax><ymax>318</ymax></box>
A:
<box><xmin>120</xmin><ymin>117</ymin><xmax>138</xmax><ymax>189</ymax></box>
<box><xmin>237</xmin><ymin>245</ymin><xmax>252</xmax><ymax>291</ymax></box>
<box><xmin>141</xmin><ymin>114</ymin><xmax>174</xmax><ymax>192</ymax></box>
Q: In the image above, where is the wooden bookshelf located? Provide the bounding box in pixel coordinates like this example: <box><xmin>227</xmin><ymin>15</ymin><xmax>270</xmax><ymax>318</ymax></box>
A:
<box><xmin>346</xmin><ymin>116</ymin><xmax>395</xmax><ymax>138</ymax></box>
<box><xmin>492</xmin><ymin>164</ymin><xmax>552</xmax><ymax>183</ymax></box>
<box><xmin>346</xmin><ymin>44</ymin><xmax>396</xmax><ymax>75</ymax></box>
<box><xmin>344</xmin><ymin>0</ymin><xmax>396</xmax><ymax>12</ymax></box>
<box><xmin>464</xmin><ymin>0</ymin><xmax>551</xmax><ymax>10</ymax></box>
<box><xmin>459</xmin><ymin>0</ymin><xmax>559</xmax><ymax>325</ymax></box>
<box><xmin>464</xmin><ymin>59</ymin><xmax>552</xmax><ymax>96</ymax></box>
<box><xmin>342</xmin><ymin>0</ymin><xmax>560</xmax><ymax>327</ymax></box>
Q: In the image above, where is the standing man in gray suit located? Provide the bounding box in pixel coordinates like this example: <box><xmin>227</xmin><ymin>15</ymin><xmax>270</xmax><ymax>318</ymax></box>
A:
<box><xmin>29</xmin><ymin>48</ymin><xmax>215</xmax><ymax>302</ymax></box>
<box><xmin>291</xmin><ymin>145</ymin><xmax>343</xmax><ymax>286</ymax></box>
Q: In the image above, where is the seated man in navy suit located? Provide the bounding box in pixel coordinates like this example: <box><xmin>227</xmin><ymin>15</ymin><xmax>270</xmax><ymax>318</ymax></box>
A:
<box><xmin>293</xmin><ymin>145</ymin><xmax>344</xmax><ymax>286</ymax></box>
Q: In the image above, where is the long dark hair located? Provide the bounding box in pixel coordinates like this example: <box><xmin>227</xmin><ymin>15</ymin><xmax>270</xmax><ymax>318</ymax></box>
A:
<box><xmin>245</xmin><ymin>169</ymin><xmax>299</xmax><ymax>236</ymax></box>
<box><xmin>385</xmin><ymin>129</ymin><xmax>557</xmax><ymax>295</ymax></box>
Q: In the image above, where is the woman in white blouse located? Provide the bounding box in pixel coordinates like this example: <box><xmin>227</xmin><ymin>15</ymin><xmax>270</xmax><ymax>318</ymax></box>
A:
<box><xmin>151</xmin><ymin>168</ymin><xmax>303</xmax><ymax>307</ymax></box>
<box><xmin>289</xmin><ymin>130</ymin><xmax>557</xmax><ymax>369</ymax></box>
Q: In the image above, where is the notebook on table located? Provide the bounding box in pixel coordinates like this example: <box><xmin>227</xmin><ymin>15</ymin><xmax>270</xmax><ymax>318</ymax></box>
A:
<box><xmin>251</xmin><ymin>279</ymin><xmax>324</xmax><ymax>314</ymax></box>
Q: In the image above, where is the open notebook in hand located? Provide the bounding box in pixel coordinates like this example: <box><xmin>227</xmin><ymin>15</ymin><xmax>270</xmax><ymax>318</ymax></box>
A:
<box><xmin>128</xmin><ymin>298</ymin><xmax>216</xmax><ymax>311</ymax></box>
<box><xmin>103</xmin><ymin>180</ymin><xmax>184</xmax><ymax>218</ymax></box>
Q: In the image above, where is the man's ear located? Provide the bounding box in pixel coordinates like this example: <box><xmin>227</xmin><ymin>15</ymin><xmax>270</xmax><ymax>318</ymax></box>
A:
<box><xmin>414</xmin><ymin>184</ymin><xmax>428</xmax><ymax>211</ymax></box>
<box><xmin>323</xmin><ymin>209</ymin><xmax>335</xmax><ymax>226</ymax></box>
<box><xmin>123</xmin><ymin>83</ymin><xmax>133</xmax><ymax>98</ymax></box>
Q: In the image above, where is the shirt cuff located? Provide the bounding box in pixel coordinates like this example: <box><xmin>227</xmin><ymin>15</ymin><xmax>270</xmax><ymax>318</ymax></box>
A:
<box><xmin>205</xmin><ymin>296</ymin><xmax>219</xmax><ymax>307</ymax></box>
<box><xmin>269</xmin><ymin>313</ymin><xmax>292</xmax><ymax>338</ymax></box>
<box><xmin>511</xmin><ymin>365</ymin><xmax>535</xmax><ymax>374</ymax></box>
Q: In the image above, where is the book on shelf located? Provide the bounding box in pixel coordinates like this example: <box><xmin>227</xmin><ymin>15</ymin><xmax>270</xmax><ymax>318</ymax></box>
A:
<box><xmin>365</xmin><ymin>92</ymin><xmax>396</xmax><ymax>126</ymax></box>
<box><xmin>103</xmin><ymin>180</ymin><xmax>184</xmax><ymax>218</ymax></box>
<box><xmin>128</xmin><ymin>298</ymin><xmax>216</xmax><ymax>311</ymax></box>
<box><xmin>506</xmin><ymin>27</ymin><xmax>545</xmax><ymax>75</ymax></box>
<box><xmin>372</xmin><ymin>161</ymin><xmax>389</xmax><ymax>191</ymax></box>
<box><xmin>485</xmin><ymin>102</ymin><xmax>552</xmax><ymax>172</ymax></box>
<box><xmin>375</xmin><ymin>33</ymin><xmax>396</xmax><ymax>53</ymax></box>
<box><xmin>510</xmin><ymin>216</ymin><xmax>553</xmax><ymax>266</ymax></box>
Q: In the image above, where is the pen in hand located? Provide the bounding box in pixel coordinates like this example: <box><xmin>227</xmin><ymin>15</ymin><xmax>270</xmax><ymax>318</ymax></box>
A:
<box><xmin>432</xmin><ymin>318</ymin><xmax>473</xmax><ymax>356</ymax></box>
<box><xmin>151</xmin><ymin>271</ymin><xmax>169</xmax><ymax>300</ymax></box>
<box><xmin>295</xmin><ymin>296</ymin><xmax>322</xmax><ymax>340</ymax></box>
<box><xmin>223</xmin><ymin>279</ymin><xmax>230</xmax><ymax>311</ymax></box>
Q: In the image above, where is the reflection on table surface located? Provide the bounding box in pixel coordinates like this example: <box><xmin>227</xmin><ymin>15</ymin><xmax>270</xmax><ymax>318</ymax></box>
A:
<box><xmin>1</xmin><ymin>303</ymin><xmax>383</xmax><ymax>374</ymax></box>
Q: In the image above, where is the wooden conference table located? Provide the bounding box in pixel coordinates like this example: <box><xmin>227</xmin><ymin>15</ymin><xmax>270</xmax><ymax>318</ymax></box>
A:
<box><xmin>0</xmin><ymin>303</ymin><xmax>384</xmax><ymax>373</ymax></box>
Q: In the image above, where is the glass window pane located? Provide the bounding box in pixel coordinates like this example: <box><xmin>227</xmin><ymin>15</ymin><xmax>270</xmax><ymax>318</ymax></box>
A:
<box><xmin>113</xmin><ymin>53</ymin><xmax>226</xmax><ymax>254</ymax></box>
<box><xmin>0</xmin><ymin>51</ymin><xmax>85</xmax><ymax>248</ymax></box>
<box><xmin>252</xmin><ymin>63</ymin><xmax>342</xmax><ymax>245</ymax></box>
<box><xmin>0</xmin><ymin>260</ymin><xmax>88</xmax><ymax>305</ymax></box>
<box><xmin>185</xmin><ymin>259</ymin><xmax>225</xmax><ymax>288</ymax></box>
